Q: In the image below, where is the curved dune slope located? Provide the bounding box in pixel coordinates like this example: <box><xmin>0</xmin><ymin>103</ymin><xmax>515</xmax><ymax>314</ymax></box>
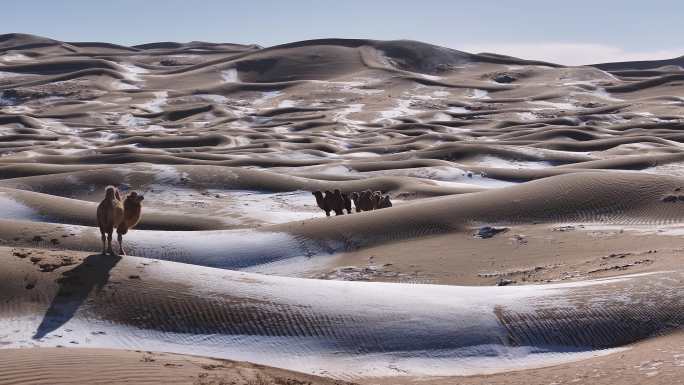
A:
<box><xmin>1</xmin><ymin>171</ymin><xmax>683</xmax><ymax>270</ymax></box>
<box><xmin>1</xmin><ymin>250</ymin><xmax>682</xmax><ymax>378</ymax></box>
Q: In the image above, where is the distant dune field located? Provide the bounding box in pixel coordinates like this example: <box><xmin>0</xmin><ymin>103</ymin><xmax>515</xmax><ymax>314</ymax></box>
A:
<box><xmin>1</xmin><ymin>33</ymin><xmax>683</xmax><ymax>384</ymax></box>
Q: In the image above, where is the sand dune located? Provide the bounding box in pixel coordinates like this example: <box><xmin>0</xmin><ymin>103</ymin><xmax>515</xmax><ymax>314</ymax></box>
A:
<box><xmin>1</xmin><ymin>33</ymin><xmax>684</xmax><ymax>383</ymax></box>
<box><xmin>0</xmin><ymin>348</ymin><xmax>352</xmax><ymax>385</ymax></box>
<box><xmin>1</xmin><ymin>247</ymin><xmax>681</xmax><ymax>378</ymax></box>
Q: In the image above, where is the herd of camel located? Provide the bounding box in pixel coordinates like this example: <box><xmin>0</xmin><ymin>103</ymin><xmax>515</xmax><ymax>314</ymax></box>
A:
<box><xmin>312</xmin><ymin>189</ymin><xmax>392</xmax><ymax>216</ymax></box>
<box><xmin>95</xmin><ymin>186</ymin><xmax>392</xmax><ymax>256</ymax></box>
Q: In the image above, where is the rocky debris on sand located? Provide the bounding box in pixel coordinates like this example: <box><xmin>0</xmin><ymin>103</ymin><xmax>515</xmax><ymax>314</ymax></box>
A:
<box><xmin>474</xmin><ymin>226</ymin><xmax>509</xmax><ymax>239</ymax></box>
<box><xmin>37</xmin><ymin>256</ymin><xmax>75</xmax><ymax>272</ymax></box>
<box><xmin>553</xmin><ymin>225</ymin><xmax>580</xmax><ymax>232</ymax></box>
<box><xmin>511</xmin><ymin>234</ymin><xmax>527</xmax><ymax>244</ymax></box>
<box><xmin>493</xmin><ymin>73</ymin><xmax>516</xmax><ymax>83</ymax></box>
<box><xmin>602</xmin><ymin>252</ymin><xmax>632</xmax><ymax>259</ymax></box>
<box><xmin>141</xmin><ymin>355</ymin><xmax>156</xmax><ymax>363</ymax></box>
<box><xmin>12</xmin><ymin>249</ymin><xmax>31</xmax><ymax>258</ymax></box>
<box><xmin>587</xmin><ymin>259</ymin><xmax>653</xmax><ymax>274</ymax></box>
<box><xmin>577</xmin><ymin>101</ymin><xmax>604</xmax><ymax>108</ymax></box>
<box><xmin>478</xmin><ymin>266</ymin><xmax>546</xmax><ymax>279</ymax></box>
<box><xmin>315</xmin><ymin>264</ymin><xmax>425</xmax><ymax>282</ymax></box>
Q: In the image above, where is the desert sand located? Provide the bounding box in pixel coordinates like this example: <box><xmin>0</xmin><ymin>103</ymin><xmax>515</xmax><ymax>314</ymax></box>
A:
<box><xmin>1</xmin><ymin>33</ymin><xmax>684</xmax><ymax>384</ymax></box>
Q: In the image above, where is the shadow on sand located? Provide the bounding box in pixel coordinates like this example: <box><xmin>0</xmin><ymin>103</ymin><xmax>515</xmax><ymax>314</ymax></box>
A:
<box><xmin>33</xmin><ymin>253</ymin><xmax>121</xmax><ymax>340</ymax></box>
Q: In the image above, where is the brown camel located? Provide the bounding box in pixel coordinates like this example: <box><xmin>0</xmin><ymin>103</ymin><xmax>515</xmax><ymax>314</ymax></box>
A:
<box><xmin>371</xmin><ymin>191</ymin><xmax>382</xmax><ymax>209</ymax></box>
<box><xmin>96</xmin><ymin>187</ymin><xmax>144</xmax><ymax>255</ymax></box>
<box><xmin>312</xmin><ymin>191</ymin><xmax>330</xmax><ymax>216</ymax></box>
<box><xmin>313</xmin><ymin>190</ymin><xmax>348</xmax><ymax>216</ymax></box>
<box><xmin>351</xmin><ymin>192</ymin><xmax>361</xmax><ymax>213</ymax></box>
<box><xmin>96</xmin><ymin>186</ymin><xmax>124</xmax><ymax>255</ymax></box>
<box><xmin>331</xmin><ymin>189</ymin><xmax>346</xmax><ymax>216</ymax></box>
<box><xmin>354</xmin><ymin>190</ymin><xmax>375</xmax><ymax>212</ymax></box>
<box><xmin>116</xmin><ymin>191</ymin><xmax>144</xmax><ymax>255</ymax></box>
<box><xmin>377</xmin><ymin>195</ymin><xmax>393</xmax><ymax>209</ymax></box>
<box><xmin>341</xmin><ymin>192</ymin><xmax>353</xmax><ymax>214</ymax></box>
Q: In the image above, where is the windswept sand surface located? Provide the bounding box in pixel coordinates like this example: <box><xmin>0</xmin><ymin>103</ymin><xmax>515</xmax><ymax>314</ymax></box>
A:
<box><xmin>1</xmin><ymin>33</ymin><xmax>684</xmax><ymax>384</ymax></box>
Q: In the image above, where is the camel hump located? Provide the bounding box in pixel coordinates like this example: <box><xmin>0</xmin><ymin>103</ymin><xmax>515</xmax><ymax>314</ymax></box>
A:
<box><xmin>113</xmin><ymin>203</ymin><xmax>125</xmax><ymax>225</ymax></box>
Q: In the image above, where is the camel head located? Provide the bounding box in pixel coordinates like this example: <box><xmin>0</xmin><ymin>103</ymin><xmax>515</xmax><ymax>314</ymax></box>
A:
<box><xmin>104</xmin><ymin>186</ymin><xmax>119</xmax><ymax>200</ymax></box>
<box><xmin>125</xmin><ymin>191</ymin><xmax>145</xmax><ymax>205</ymax></box>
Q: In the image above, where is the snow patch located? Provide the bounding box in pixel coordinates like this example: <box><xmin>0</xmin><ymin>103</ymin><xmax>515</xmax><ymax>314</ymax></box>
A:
<box><xmin>133</xmin><ymin>91</ymin><xmax>167</xmax><ymax>113</ymax></box>
<box><xmin>118</xmin><ymin>63</ymin><xmax>149</xmax><ymax>82</ymax></box>
<box><xmin>469</xmin><ymin>89</ymin><xmax>491</xmax><ymax>99</ymax></box>
<box><xmin>221</xmin><ymin>68</ymin><xmax>239</xmax><ymax>83</ymax></box>
<box><xmin>0</xmin><ymin>193</ymin><xmax>40</xmax><ymax>221</ymax></box>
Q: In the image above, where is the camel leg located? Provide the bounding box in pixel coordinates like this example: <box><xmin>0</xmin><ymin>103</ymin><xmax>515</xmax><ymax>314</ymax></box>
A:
<box><xmin>117</xmin><ymin>233</ymin><xmax>125</xmax><ymax>256</ymax></box>
<box><xmin>106</xmin><ymin>231</ymin><xmax>113</xmax><ymax>255</ymax></box>
<box><xmin>100</xmin><ymin>231</ymin><xmax>107</xmax><ymax>255</ymax></box>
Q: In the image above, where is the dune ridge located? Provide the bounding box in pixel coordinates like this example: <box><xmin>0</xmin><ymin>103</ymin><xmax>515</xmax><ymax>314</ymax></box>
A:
<box><xmin>1</xmin><ymin>33</ymin><xmax>684</xmax><ymax>383</ymax></box>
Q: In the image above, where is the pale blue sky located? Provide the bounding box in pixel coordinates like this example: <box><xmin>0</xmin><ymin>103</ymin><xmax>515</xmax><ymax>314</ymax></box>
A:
<box><xmin>3</xmin><ymin>0</ymin><xmax>683</xmax><ymax>64</ymax></box>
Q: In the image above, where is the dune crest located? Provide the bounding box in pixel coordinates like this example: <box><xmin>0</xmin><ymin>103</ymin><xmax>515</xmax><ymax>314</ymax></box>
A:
<box><xmin>1</xmin><ymin>33</ymin><xmax>684</xmax><ymax>383</ymax></box>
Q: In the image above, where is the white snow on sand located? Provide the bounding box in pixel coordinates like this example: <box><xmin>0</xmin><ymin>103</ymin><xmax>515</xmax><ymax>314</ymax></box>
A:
<box><xmin>221</xmin><ymin>68</ymin><xmax>240</xmax><ymax>83</ymax></box>
<box><xmin>333</xmin><ymin>103</ymin><xmax>365</xmax><ymax>127</ymax></box>
<box><xmin>469</xmin><ymin>89</ymin><xmax>491</xmax><ymax>99</ymax></box>
<box><xmin>0</xmin><ymin>71</ymin><xmax>24</xmax><ymax>79</ymax></box>
<box><xmin>344</xmin><ymin>151</ymin><xmax>382</xmax><ymax>158</ymax></box>
<box><xmin>190</xmin><ymin>94</ymin><xmax>228</xmax><ymax>104</ymax></box>
<box><xmin>0</xmin><ymin>192</ymin><xmax>40</xmax><ymax>221</ymax></box>
<box><xmin>0</xmin><ymin>53</ymin><xmax>30</xmax><ymax>62</ymax></box>
<box><xmin>316</xmin><ymin>79</ymin><xmax>385</xmax><ymax>95</ymax></box>
<box><xmin>117</xmin><ymin>113</ymin><xmax>151</xmax><ymax>127</ymax></box>
<box><xmin>4</xmin><ymin>260</ymin><xmax>664</xmax><ymax>378</ymax></box>
<box><xmin>517</xmin><ymin>112</ymin><xmax>539</xmax><ymax>121</ymax></box>
<box><xmin>118</xmin><ymin>63</ymin><xmax>149</xmax><ymax>82</ymax></box>
<box><xmin>532</xmin><ymin>100</ymin><xmax>578</xmax><ymax>110</ymax></box>
<box><xmin>447</xmin><ymin>106</ymin><xmax>469</xmax><ymax>114</ymax></box>
<box><xmin>253</xmin><ymin>91</ymin><xmax>282</xmax><ymax>106</ymax></box>
<box><xmin>476</xmin><ymin>156</ymin><xmax>552</xmax><ymax>169</ymax></box>
<box><xmin>109</xmin><ymin>79</ymin><xmax>140</xmax><ymax>90</ymax></box>
<box><xmin>133</xmin><ymin>91</ymin><xmax>167</xmax><ymax>113</ymax></box>
<box><xmin>278</xmin><ymin>99</ymin><xmax>296</xmax><ymax>108</ymax></box>
<box><xmin>591</xmin><ymin>87</ymin><xmax>624</xmax><ymax>102</ymax></box>
<box><xmin>377</xmin><ymin>99</ymin><xmax>423</xmax><ymax>121</ymax></box>
<box><xmin>0</xmin><ymin>94</ymin><xmax>18</xmax><ymax>107</ymax></box>
<box><xmin>364</xmin><ymin>166</ymin><xmax>515</xmax><ymax>188</ymax></box>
